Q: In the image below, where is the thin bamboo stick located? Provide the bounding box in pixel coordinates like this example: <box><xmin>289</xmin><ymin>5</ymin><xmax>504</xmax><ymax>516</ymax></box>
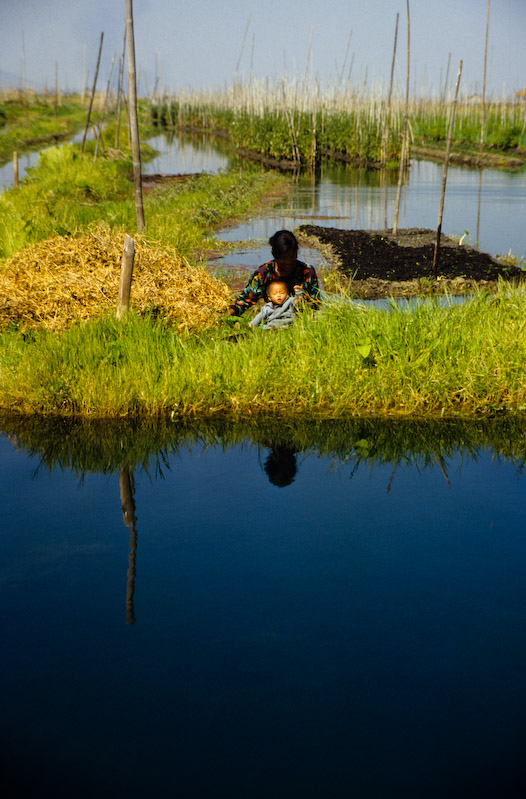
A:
<box><xmin>115</xmin><ymin>25</ymin><xmax>127</xmax><ymax>148</ymax></box>
<box><xmin>480</xmin><ymin>0</ymin><xmax>491</xmax><ymax>152</ymax></box>
<box><xmin>392</xmin><ymin>0</ymin><xmax>410</xmax><ymax>234</ymax></box>
<box><xmin>432</xmin><ymin>60</ymin><xmax>463</xmax><ymax>275</ymax></box>
<box><xmin>81</xmin><ymin>32</ymin><xmax>104</xmax><ymax>153</ymax></box>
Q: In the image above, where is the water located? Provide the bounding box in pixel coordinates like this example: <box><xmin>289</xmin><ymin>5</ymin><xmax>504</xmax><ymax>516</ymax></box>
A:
<box><xmin>214</xmin><ymin>159</ymin><xmax>526</xmax><ymax>275</ymax></box>
<box><xmin>2</xmin><ymin>418</ymin><xmax>526</xmax><ymax>798</ymax></box>
<box><xmin>0</xmin><ymin>128</ymin><xmax>92</xmax><ymax>191</ymax></box>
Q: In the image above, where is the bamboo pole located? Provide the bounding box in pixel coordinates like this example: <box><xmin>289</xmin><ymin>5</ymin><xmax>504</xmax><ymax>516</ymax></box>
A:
<box><xmin>125</xmin><ymin>0</ymin><xmax>145</xmax><ymax>232</ymax></box>
<box><xmin>115</xmin><ymin>25</ymin><xmax>127</xmax><ymax>148</ymax></box>
<box><xmin>81</xmin><ymin>32</ymin><xmax>104</xmax><ymax>153</ymax></box>
<box><xmin>392</xmin><ymin>0</ymin><xmax>410</xmax><ymax>235</ymax></box>
<box><xmin>233</xmin><ymin>14</ymin><xmax>251</xmax><ymax>87</ymax></box>
<box><xmin>13</xmin><ymin>151</ymin><xmax>19</xmax><ymax>188</ymax></box>
<box><xmin>117</xmin><ymin>234</ymin><xmax>135</xmax><ymax>319</ymax></box>
<box><xmin>384</xmin><ymin>12</ymin><xmax>399</xmax><ymax>225</ymax></box>
<box><xmin>480</xmin><ymin>0</ymin><xmax>490</xmax><ymax>153</ymax></box>
<box><xmin>432</xmin><ymin>60</ymin><xmax>463</xmax><ymax>276</ymax></box>
<box><xmin>54</xmin><ymin>62</ymin><xmax>58</xmax><ymax>122</ymax></box>
<box><xmin>94</xmin><ymin>53</ymin><xmax>116</xmax><ymax>160</ymax></box>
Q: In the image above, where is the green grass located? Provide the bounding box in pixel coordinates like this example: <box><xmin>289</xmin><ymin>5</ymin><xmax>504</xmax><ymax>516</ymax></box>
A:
<box><xmin>0</xmin><ymin>143</ymin><xmax>286</xmax><ymax>258</ymax></box>
<box><xmin>2</xmin><ymin>284</ymin><xmax>526</xmax><ymax>418</ymax></box>
<box><xmin>0</xmin><ymin>94</ymin><xmax>88</xmax><ymax>164</ymax></box>
<box><xmin>151</xmin><ymin>95</ymin><xmax>526</xmax><ymax>167</ymax></box>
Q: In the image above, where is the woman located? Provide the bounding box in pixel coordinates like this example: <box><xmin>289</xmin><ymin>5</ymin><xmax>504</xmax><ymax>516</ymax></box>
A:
<box><xmin>228</xmin><ymin>229</ymin><xmax>321</xmax><ymax>317</ymax></box>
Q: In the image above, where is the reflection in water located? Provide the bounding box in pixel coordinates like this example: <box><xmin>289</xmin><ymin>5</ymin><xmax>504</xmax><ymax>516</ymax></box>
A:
<box><xmin>2</xmin><ymin>413</ymin><xmax>526</xmax><ymax>483</ymax></box>
<box><xmin>3</xmin><ymin>414</ymin><xmax>526</xmax><ymax>796</ymax></box>
<box><xmin>262</xmin><ymin>444</ymin><xmax>297</xmax><ymax>487</ymax></box>
<box><xmin>119</xmin><ymin>469</ymin><xmax>137</xmax><ymax>625</ymax></box>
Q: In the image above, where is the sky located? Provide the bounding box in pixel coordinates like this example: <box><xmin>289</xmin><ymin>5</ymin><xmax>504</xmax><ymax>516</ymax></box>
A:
<box><xmin>1</xmin><ymin>0</ymin><xmax>525</xmax><ymax>99</ymax></box>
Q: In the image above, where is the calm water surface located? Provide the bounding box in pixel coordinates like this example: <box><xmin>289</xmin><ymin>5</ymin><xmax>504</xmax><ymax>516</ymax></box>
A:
<box><xmin>2</xmin><ymin>421</ymin><xmax>526</xmax><ymax>798</ymax></box>
<box><xmin>139</xmin><ymin>132</ymin><xmax>526</xmax><ymax>268</ymax></box>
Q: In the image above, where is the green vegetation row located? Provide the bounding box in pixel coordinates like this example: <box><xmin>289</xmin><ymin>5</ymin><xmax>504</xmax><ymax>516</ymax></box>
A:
<box><xmin>2</xmin><ymin>284</ymin><xmax>526</xmax><ymax>418</ymax></box>
<box><xmin>0</xmin><ymin>93</ymin><xmax>88</xmax><ymax>164</ymax></box>
<box><xmin>0</xmin><ymin>139</ymin><xmax>285</xmax><ymax>259</ymax></box>
<box><xmin>151</xmin><ymin>101</ymin><xmax>400</xmax><ymax>166</ymax></box>
<box><xmin>150</xmin><ymin>93</ymin><xmax>526</xmax><ymax>166</ymax></box>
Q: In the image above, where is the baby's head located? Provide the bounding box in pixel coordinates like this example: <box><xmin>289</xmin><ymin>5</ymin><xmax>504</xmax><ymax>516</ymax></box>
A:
<box><xmin>267</xmin><ymin>280</ymin><xmax>289</xmax><ymax>307</ymax></box>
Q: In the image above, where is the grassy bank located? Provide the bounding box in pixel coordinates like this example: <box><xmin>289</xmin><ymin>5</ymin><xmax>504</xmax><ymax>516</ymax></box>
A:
<box><xmin>2</xmin><ymin>284</ymin><xmax>526</xmax><ymax>418</ymax></box>
<box><xmin>0</xmin><ymin>143</ymin><xmax>286</xmax><ymax>258</ymax></box>
<box><xmin>0</xmin><ymin>93</ymin><xmax>89</xmax><ymax>164</ymax></box>
<box><xmin>150</xmin><ymin>85</ymin><xmax>526</xmax><ymax>167</ymax></box>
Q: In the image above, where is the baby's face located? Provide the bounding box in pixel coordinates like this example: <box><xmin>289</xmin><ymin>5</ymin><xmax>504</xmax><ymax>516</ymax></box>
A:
<box><xmin>268</xmin><ymin>282</ymin><xmax>288</xmax><ymax>306</ymax></box>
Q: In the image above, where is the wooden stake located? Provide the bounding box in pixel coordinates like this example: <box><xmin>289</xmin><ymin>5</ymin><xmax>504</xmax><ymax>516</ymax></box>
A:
<box><xmin>117</xmin><ymin>234</ymin><xmax>135</xmax><ymax>319</ymax></box>
<box><xmin>94</xmin><ymin>53</ymin><xmax>116</xmax><ymax>161</ymax></box>
<box><xmin>13</xmin><ymin>151</ymin><xmax>19</xmax><ymax>188</ymax></box>
<box><xmin>115</xmin><ymin>25</ymin><xmax>127</xmax><ymax>148</ymax></box>
<box><xmin>480</xmin><ymin>0</ymin><xmax>490</xmax><ymax>153</ymax></box>
<box><xmin>81</xmin><ymin>32</ymin><xmax>104</xmax><ymax>153</ymax></box>
<box><xmin>432</xmin><ymin>60</ymin><xmax>463</xmax><ymax>276</ymax></box>
<box><xmin>392</xmin><ymin>0</ymin><xmax>410</xmax><ymax>234</ymax></box>
<box><xmin>125</xmin><ymin>0</ymin><xmax>145</xmax><ymax>232</ymax></box>
<box><xmin>384</xmin><ymin>12</ymin><xmax>399</xmax><ymax>224</ymax></box>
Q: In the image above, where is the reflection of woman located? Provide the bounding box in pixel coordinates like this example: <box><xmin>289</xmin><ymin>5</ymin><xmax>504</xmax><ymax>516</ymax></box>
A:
<box><xmin>228</xmin><ymin>230</ymin><xmax>321</xmax><ymax>317</ymax></box>
<box><xmin>263</xmin><ymin>445</ymin><xmax>297</xmax><ymax>488</ymax></box>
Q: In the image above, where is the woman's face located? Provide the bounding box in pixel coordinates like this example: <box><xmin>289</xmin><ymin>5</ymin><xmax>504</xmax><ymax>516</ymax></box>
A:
<box><xmin>274</xmin><ymin>250</ymin><xmax>297</xmax><ymax>276</ymax></box>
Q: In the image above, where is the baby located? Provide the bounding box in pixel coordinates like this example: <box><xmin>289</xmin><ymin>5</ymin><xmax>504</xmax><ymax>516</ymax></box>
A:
<box><xmin>249</xmin><ymin>280</ymin><xmax>303</xmax><ymax>329</ymax></box>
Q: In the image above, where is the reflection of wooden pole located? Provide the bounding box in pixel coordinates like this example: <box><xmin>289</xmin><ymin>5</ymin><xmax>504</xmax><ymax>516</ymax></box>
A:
<box><xmin>117</xmin><ymin>234</ymin><xmax>135</xmax><ymax>320</ymax></box>
<box><xmin>433</xmin><ymin>60</ymin><xmax>463</xmax><ymax>275</ymax></box>
<box><xmin>476</xmin><ymin>169</ymin><xmax>483</xmax><ymax>249</ymax></box>
<box><xmin>119</xmin><ymin>469</ymin><xmax>137</xmax><ymax>625</ymax></box>
<box><xmin>13</xmin><ymin>151</ymin><xmax>19</xmax><ymax>188</ymax></box>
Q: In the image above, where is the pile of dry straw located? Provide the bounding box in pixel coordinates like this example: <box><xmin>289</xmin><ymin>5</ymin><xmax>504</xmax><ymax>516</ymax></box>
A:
<box><xmin>0</xmin><ymin>224</ymin><xmax>231</xmax><ymax>331</ymax></box>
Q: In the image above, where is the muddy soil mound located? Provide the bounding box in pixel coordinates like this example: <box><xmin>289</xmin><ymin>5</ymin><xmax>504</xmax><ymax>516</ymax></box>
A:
<box><xmin>300</xmin><ymin>225</ymin><xmax>524</xmax><ymax>298</ymax></box>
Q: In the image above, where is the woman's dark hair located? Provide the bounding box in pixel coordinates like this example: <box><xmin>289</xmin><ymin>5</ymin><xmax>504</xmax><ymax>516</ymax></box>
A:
<box><xmin>269</xmin><ymin>230</ymin><xmax>298</xmax><ymax>259</ymax></box>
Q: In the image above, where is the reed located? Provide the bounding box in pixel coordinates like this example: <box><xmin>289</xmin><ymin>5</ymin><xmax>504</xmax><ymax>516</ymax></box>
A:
<box><xmin>149</xmin><ymin>79</ymin><xmax>526</xmax><ymax>167</ymax></box>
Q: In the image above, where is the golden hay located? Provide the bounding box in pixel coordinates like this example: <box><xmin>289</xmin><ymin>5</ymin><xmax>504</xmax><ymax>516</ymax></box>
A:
<box><xmin>0</xmin><ymin>223</ymin><xmax>232</xmax><ymax>331</ymax></box>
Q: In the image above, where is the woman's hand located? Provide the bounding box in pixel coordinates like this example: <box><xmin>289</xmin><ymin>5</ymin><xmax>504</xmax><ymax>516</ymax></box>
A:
<box><xmin>293</xmin><ymin>285</ymin><xmax>305</xmax><ymax>303</ymax></box>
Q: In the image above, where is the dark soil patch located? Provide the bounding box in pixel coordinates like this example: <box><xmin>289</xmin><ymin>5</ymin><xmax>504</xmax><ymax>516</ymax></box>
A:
<box><xmin>299</xmin><ymin>225</ymin><xmax>525</xmax><ymax>299</ymax></box>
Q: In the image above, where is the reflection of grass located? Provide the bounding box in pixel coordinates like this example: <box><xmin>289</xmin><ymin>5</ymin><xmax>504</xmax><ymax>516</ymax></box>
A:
<box><xmin>2</xmin><ymin>412</ymin><xmax>526</xmax><ymax>478</ymax></box>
